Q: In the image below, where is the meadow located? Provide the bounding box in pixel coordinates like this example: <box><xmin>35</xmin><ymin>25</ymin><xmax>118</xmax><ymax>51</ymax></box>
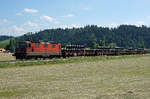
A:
<box><xmin>0</xmin><ymin>54</ymin><xmax>150</xmax><ymax>98</ymax></box>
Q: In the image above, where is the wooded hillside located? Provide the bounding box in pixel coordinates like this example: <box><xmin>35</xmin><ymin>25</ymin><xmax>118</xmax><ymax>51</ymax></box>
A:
<box><xmin>1</xmin><ymin>24</ymin><xmax>150</xmax><ymax>52</ymax></box>
<box><xmin>17</xmin><ymin>25</ymin><xmax>150</xmax><ymax>48</ymax></box>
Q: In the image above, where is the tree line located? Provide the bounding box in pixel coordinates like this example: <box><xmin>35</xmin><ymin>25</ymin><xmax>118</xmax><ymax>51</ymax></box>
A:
<box><xmin>1</xmin><ymin>24</ymin><xmax>150</xmax><ymax>52</ymax></box>
<box><xmin>0</xmin><ymin>36</ymin><xmax>13</xmax><ymax>42</ymax></box>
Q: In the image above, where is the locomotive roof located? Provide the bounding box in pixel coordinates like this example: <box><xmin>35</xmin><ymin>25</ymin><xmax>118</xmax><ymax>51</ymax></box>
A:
<box><xmin>18</xmin><ymin>41</ymin><xmax>58</xmax><ymax>44</ymax></box>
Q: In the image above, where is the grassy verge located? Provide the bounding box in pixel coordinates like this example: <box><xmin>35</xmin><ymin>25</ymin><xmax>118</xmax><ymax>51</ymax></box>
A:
<box><xmin>0</xmin><ymin>54</ymin><xmax>149</xmax><ymax>68</ymax></box>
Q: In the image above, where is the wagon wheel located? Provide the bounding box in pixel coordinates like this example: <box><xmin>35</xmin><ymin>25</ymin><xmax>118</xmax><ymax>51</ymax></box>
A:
<box><xmin>73</xmin><ymin>53</ymin><xmax>77</xmax><ymax>56</ymax></box>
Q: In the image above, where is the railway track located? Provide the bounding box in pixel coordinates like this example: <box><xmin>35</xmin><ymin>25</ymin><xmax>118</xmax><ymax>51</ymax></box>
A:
<box><xmin>0</xmin><ymin>58</ymin><xmax>61</xmax><ymax>63</ymax></box>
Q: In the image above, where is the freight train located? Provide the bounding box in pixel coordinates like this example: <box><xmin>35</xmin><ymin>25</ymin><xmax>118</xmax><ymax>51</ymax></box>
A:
<box><xmin>14</xmin><ymin>41</ymin><xmax>147</xmax><ymax>59</ymax></box>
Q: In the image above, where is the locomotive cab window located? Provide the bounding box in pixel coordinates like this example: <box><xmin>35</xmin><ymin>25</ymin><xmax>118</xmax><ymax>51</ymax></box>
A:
<box><xmin>52</xmin><ymin>44</ymin><xmax>56</xmax><ymax>48</ymax></box>
<box><xmin>44</xmin><ymin>43</ymin><xmax>48</xmax><ymax>48</ymax></box>
<box><xmin>28</xmin><ymin>44</ymin><xmax>31</xmax><ymax>48</ymax></box>
<box><xmin>35</xmin><ymin>43</ymin><xmax>40</xmax><ymax>48</ymax></box>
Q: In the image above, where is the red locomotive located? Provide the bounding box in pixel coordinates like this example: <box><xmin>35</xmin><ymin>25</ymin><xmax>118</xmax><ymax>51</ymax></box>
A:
<box><xmin>14</xmin><ymin>41</ymin><xmax>147</xmax><ymax>59</ymax></box>
<box><xmin>14</xmin><ymin>41</ymin><xmax>61</xmax><ymax>59</ymax></box>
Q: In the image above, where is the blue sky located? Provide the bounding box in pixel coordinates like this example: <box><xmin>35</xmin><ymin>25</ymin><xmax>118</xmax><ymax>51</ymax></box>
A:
<box><xmin>0</xmin><ymin>0</ymin><xmax>150</xmax><ymax>36</ymax></box>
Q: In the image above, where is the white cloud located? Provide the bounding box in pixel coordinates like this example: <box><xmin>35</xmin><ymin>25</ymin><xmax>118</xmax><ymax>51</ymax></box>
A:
<box><xmin>147</xmin><ymin>16</ymin><xmax>150</xmax><ymax>19</ymax></box>
<box><xmin>0</xmin><ymin>25</ymin><xmax>27</xmax><ymax>36</ymax></box>
<box><xmin>40</xmin><ymin>16</ymin><xmax>59</xmax><ymax>24</ymax></box>
<box><xmin>24</xmin><ymin>21</ymin><xmax>38</xmax><ymax>27</ymax></box>
<box><xmin>24</xmin><ymin>8</ymin><xmax>39</xmax><ymax>13</ymax></box>
<box><xmin>16</xmin><ymin>13</ymin><xmax>24</xmax><ymax>16</ymax></box>
<box><xmin>62</xmin><ymin>14</ymin><xmax>74</xmax><ymax>18</ymax></box>
<box><xmin>0</xmin><ymin>19</ymin><xmax>8</xmax><ymax>23</ymax></box>
<box><xmin>41</xmin><ymin>16</ymin><xmax>53</xmax><ymax>22</ymax></box>
<box><xmin>122</xmin><ymin>22</ymin><xmax>130</xmax><ymax>25</ymax></box>
<box><xmin>53</xmin><ymin>24</ymin><xmax>84</xmax><ymax>29</ymax></box>
<box><xmin>11</xmin><ymin>25</ymin><xmax>27</xmax><ymax>34</ymax></box>
<box><xmin>108</xmin><ymin>23</ymin><xmax>119</xmax><ymax>28</ymax></box>
<box><xmin>135</xmin><ymin>21</ymin><xmax>145</xmax><ymax>26</ymax></box>
<box><xmin>71</xmin><ymin>24</ymin><xmax>84</xmax><ymax>28</ymax></box>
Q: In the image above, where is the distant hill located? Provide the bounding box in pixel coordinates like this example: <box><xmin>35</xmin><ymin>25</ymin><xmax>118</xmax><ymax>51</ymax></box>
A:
<box><xmin>0</xmin><ymin>36</ymin><xmax>13</xmax><ymax>49</ymax></box>
<box><xmin>2</xmin><ymin>25</ymin><xmax>150</xmax><ymax>52</ymax></box>
<box><xmin>0</xmin><ymin>36</ymin><xmax>13</xmax><ymax>42</ymax></box>
<box><xmin>0</xmin><ymin>39</ymin><xmax>10</xmax><ymax>48</ymax></box>
<box><xmin>16</xmin><ymin>25</ymin><xmax>150</xmax><ymax>48</ymax></box>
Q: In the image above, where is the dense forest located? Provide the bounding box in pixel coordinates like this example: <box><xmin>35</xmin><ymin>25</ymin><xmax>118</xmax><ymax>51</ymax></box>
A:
<box><xmin>1</xmin><ymin>24</ymin><xmax>150</xmax><ymax>52</ymax></box>
<box><xmin>17</xmin><ymin>25</ymin><xmax>150</xmax><ymax>48</ymax></box>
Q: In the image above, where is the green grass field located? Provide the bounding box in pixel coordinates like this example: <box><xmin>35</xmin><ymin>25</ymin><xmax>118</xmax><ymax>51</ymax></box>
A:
<box><xmin>0</xmin><ymin>39</ymin><xmax>10</xmax><ymax>48</ymax></box>
<box><xmin>0</xmin><ymin>54</ymin><xmax>150</xmax><ymax>99</ymax></box>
